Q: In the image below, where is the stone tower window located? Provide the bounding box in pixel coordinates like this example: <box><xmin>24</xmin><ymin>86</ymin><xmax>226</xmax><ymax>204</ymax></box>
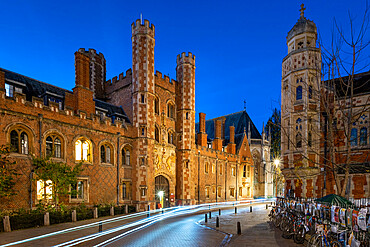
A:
<box><xmin>155</xmin><ymin>126</ymin><xmax>160</xmax><ymax>142</ymax></box>
<box><xmin>154</xmin><ymin>97</ymin><xmax>159</xmax><ymax>114</ymax></box>
<box><xmin>296</xmin><ymin>86</ymin><xmax>302</xmax><ymax>100</ymax></box>
<box><xmin>360</xmin><ymin>127</ymin><xmax>367</xmax><ymax>146</ymax></box>
<box><xmin>167</xmin><ymin>103</ymin><xmax>175</xmax><ymax>119</ymax></box>
<box><xmin>296</xmin><ymin>132</ymin><xmax>302</xmax><ymax>148</ymax></box>
<box><xmin>122</xmin><ymin>147</ymin><xmax>131</xmax><ymax>166</ymax></box>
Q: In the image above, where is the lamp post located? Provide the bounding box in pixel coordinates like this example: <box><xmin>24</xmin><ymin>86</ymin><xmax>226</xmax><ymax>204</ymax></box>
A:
<box><xmin>273</xmin><ymin>159</ymin><xmax>280</xmax><ymax>197</ymax></box>
<box><xmin>158</xmin><ymin>191</ymin><xmax>164</xmax><ymax>208</ymax></box>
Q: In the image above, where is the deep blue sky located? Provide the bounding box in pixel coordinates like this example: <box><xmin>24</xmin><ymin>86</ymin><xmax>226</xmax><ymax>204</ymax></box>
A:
<box><xmin>0</xmin><ymin>0</ymin><xmax>367</xmax><ymax>133</ymax></box>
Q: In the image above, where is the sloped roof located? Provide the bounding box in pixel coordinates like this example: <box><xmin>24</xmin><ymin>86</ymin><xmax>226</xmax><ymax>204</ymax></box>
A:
<box><xmin>1</xmin><ymin>67</ymin><xmax>130</xmax><ymax>123</ymax></box>
<box><xmin>332</xmin><ymin>71</ymin><xmax>370</xmax><ymax>98</ymax></box>
<box><xmin>287</xmin><ymin>16</ymin><xmax>317</xmax><ymax>42</ymax></box>
<box><xmin>94</xmin><ymin>99</ymin><xmax>130</xmax><ymax>123</ymax></box>
<box><xmin>1</xmin><ymin>68</ymin><xmax>71</xmax><ymax>100</ymax></box>
<box><xmin>195</xmin><ymin>110</ymin><xmax>262</xmax><ymax>151</ymax></box>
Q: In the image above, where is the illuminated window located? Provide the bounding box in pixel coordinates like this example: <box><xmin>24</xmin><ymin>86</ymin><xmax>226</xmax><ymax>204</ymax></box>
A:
<box><xmin>37</xmin><ymin>180</ymin><xmax>53</xmax><ymax>201</ymax></box>
<box><xmin>100</xmin><ymin>143</ymin><xmax>113</xmax><ymax>164</ymax></box>
<box><xmin>75</xmin><ymin>139</ymin><xmax>92</xmax><ymax>162</ymax></box>
<box><xmin>5</xmin><ymin>83</ymin><xmax>14</xmax><ymax>97</ymax></box>
<box><xmin>231</xmin><ymin>166</ymin><xmax>236</xmax><ymax>176</ymax></box>
<box><xmin>141</xmin><ymin>187</ymin><xmax>147</xmax><ymax>197</ymax></box>
<box><xmin>46</xmin><ymin>135</ymin><xmax>62</xmax><ymax>158</ymax></box>
<box><xmin>10</xmin><ymin>129</ymin><xmax>29</xmax><ymax>154</ymax></box>
<box><xmin>205</xmin><ymin>187</ymin><xmax>210</xmax><ymax>198</ymax></box>
<box><xmin>212</xmin><ymin>164</ymin><xmax>215</xmax><ymax>173</ymax></box>
<box><xmin>212</xmin><ymin>186</ymin><xmax>216</xmax><ymax>194</ymax></box>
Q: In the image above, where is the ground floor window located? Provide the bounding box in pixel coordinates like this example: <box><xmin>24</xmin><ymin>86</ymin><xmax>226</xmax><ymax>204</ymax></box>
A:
<box><xmin>205</xmin><ymin>187</ymin><xmax>210</xmax><ymax>198</ymax></box>
<box><xmin>37</xmin><ymin>180</ymin><xmax>53</xmax><ymax>201</ymax></box>
<box><xmin>217</xmin><ymin>187</ymin><xmax>222</xmax><ymax>197</ymax></box>
<box><xmin>70</xmin><ymin>179</ymin><xmax>88</xmax><ymax>202</ymax></box>
<box><xmin>230</xmin><ymin>187</ymin><xmax>235</xmax><ymax>197</ymax></box>
<box><xmin>239</xmin><ymin>187</ymin><xmax>243</xmax><ymax>197</ymax></box>
<box><xmin>122</xmin><ymin>181</ymin><xmax>131</xmax><ymax>200</ymax></box>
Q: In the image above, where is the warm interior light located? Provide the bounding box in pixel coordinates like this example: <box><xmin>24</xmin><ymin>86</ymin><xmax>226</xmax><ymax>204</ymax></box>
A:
<box><xmin>274</xmin><ymin>159</ymin><xmax>280</xmax><ymax>166</ymax></box>
<box><xmin>158</xmin><ymin>191</ymin><xmax>164</xmax><ymax>197</ymax></box>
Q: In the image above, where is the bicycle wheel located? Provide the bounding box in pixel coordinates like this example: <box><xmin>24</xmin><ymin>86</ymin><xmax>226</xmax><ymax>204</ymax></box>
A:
<box><xmin>330</xmin><ymin>240</ymin><xmax>341</xmax><ymax>247</ymax></box>
<box><xmin>308</xmin><ymin>234</ymin><xmax>322</xmax><ymax>247</ymax></box>
<box><xmin>293</xmin><ymin>225</ymin><xmax>306</xmax><ymax>244</ymax></box>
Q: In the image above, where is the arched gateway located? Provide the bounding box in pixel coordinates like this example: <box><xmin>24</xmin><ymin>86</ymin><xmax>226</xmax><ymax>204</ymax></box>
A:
<box><xmin>155</xmin><ymin>175</ymin><xmax>170</xmax><ymax>208</ymax></box>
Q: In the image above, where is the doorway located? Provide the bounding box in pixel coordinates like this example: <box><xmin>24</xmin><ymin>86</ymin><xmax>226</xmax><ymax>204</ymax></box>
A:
<box><xmin>155</xmin><ymin>175</ymin><xmax>170</xmax><ymax>208</ymax></box>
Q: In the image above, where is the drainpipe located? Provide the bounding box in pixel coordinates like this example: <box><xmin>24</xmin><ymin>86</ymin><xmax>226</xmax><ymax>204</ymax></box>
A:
<box><xmin>225</xmin><ymin>158</ymin><xmax>227</xmax><ymax>201</ymax></box>
<box><xmin>198</xmin><ymin>150</ymin><xmax>200</xmax><ymax>204</ymax></box>
<box><xmin>216</xmin><ymin>156</ymin><xmax>218</xmax><ymax>203</ymax></box>
<box><xmin>117</xmin><ymin>132</ymin><xmax>121</xmax><ymax>206</ymax></box>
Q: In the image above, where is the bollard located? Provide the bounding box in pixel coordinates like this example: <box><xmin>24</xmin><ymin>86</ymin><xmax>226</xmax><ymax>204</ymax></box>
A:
<box><xmin>271</xmin><ymin>202</ymin><xmax>272</xmax><ymax>205</ymax></box>
<box><xmin>93</xmin><ymin>207</ymin><xmax>98</xmax><ymax>219</ymax></box>
<box><xmin>110</xmin><ymin>206</ymin><xmax>114</xmax><ymax>216</ymax></box>
<box><xmin>205</xmin><ymin>213</ymin><xmax>208</xmax><ymax>223</ymax></box>
<box><xmin>162</xmin><ymin>208</ymin><xmax>164</xmax><ymax>214</ymax></box>
<box><xmin>72</xmin><ymin>210</ymin><xmax>77</xmax><ymax>222</ymax></box>
<box><xmin>3</xmin><ymin>216</ymin><xmax>11</xmax><ymax>232</ymax></box>
<box><xmin>98</xmin><ymin>222</ymin><xmax>102</xmax><ymax>232</ymax></box>
<box><xmin>209</xmin><ymin>211</ymin><xmax>211</xmax><ymax>219</ymax></box>
<box><xmin>219</xmin><ymin>209</ymin><xmax>221</xmax><ymax>215</ymax></box>
<box><xmin>209</xmin><ymin>204</ymin><xmax>211</xmax><ymax>210</ymax></box>
<box><xmin>235</xmin><ymin>207</ymin><xmax>237</xmax><ymax>214</ymax></box>
<box><xmin>125</xmin><ymin>204</ymin><xmax>128</xmax><ymax>214</ymax></box>
<box><xmin>266</xmin><ymin>204</ymin><xmax>268</xmax><ymax>209</ymax></box>
<box><xmin>250</xmin><ymin>206</ymin><xmax>252</xmax><ymax>212</ymax></box>
<box><xmin>147</xmin><ymin>204</ymin><xmax>150</xmax><ymax>217</ymax></box>
<box><xmin>44</xmin><ymin>212</ymin><xmax>50</xmax><ymax>226</ymax></box>
<box><xmin>216</xmin><ymin>216</ymin><xmax>219</xmax><ymax>228</ymax></box>
<box><xmin>237</xmin><ymin>221</ymin><xmax>241</xmax><ymax>235</ymax></box>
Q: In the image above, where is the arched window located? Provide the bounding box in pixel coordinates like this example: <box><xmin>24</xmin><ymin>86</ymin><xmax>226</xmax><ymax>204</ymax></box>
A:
<box><xmin>351</xmin><ymin>128</ymin><xmax>358</xmax><ymax>146</ymax></box>
<box><xmin>186</xmin><ymin>112</ymin><xmax>189</xmax><ymax>119</ymax></box>
<box><xmin>122</xmin><ymin>183</ymin><xmax>126</xmax><ymax>199</ymax></box>
<box><xmin>45</xmin><ymin>135</ymin><xmax>62</xmax><ymax>158</ymax></box>
<box><xmin>154</xmin><ymin>97</ymin><xmax>159</xmax><ymax>114</ymax></box>
<box><xmin>167</xmin><ymin>103</ymin><xmax>175</xmax><ymax>118</ymax></box>
<box><xmin>296</xmin><ymin>86</ymin><xmax>302</xmax><ymax>100</ymax></box>
<box><xmin>155</xmin><ymin>126</ymin><xmax>160</xmax><ymax>142</ymax></box>
<box><xmin>122</xmin><ymin>148</ymin><xmax>131</xmax><ymax>166</ymax></box>
<box><xmin>10</xmin><ymin>129</ymin><xmax>29</xmax><ymax>154</ymax></box>
<box><xmin>296</xmin><ymin>132</ymin><xmax>302</xmax><ymax>148</ymax></box>
<box><xmin>360</xmin><ymin>127</ymin><xmax>367</xmax><ymax>146</ymax></box>
<box><xmin>100</xmin><ymin>143</ymin><xmax>112</xmax><ymax>164</ymax></box>
<box><xmin>243</xmin><ymin>165</ymin><xmax>247</xmax><ymax>178</ymax></box>
<box><xmin>168</xmin><ymin>131</ymin><xmax>174</xmax><ymax>144</ymax></box>
<box><xmin>75</xmin><ymin>138</ymin><xmax>92</xmax><ymax>162</ymax></box>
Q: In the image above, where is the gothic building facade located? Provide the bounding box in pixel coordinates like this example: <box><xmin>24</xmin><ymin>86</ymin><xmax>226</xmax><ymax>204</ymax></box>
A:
<box><xmin>281</xmin><ymin>6</ymin><xmax>370</xmax><ymax>199</ymax></box>
<box><xmin>0</xmin><ymin>19</ymin><xmax>269</xmax><ymax>210</ymax></box>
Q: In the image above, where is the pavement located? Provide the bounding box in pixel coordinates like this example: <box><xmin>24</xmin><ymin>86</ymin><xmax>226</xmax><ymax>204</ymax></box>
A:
<box><xmin>201</xmin><ymin>203</ymin><xmax>301</xmax><ymax>247</ymax></box>
<box><xmin>0</xmin><ymin>202</ymin><xmax>301</xmax><ymax>247</ymax></box>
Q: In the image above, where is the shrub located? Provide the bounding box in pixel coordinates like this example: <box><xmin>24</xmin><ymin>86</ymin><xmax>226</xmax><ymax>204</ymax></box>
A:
<box><xmin>128</xmin><ymin>205</ymin><xmax>136</xmax><ymax>213</ymax></box>
<box><xmin>49</xmin><ymin>210</ymin><xmax>72</xmax><ymax>225</ymax></box>
<box><xmin>10</xmin><ymin>211</ymin><xmax>44</xmax><ymax>230</ymax></box>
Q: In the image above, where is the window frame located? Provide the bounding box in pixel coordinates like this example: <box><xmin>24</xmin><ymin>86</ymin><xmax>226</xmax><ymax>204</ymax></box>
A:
<box><xmin>9</xmin><ymin>127</ymin><xmax>31</xmax><ymax>155</ymax></box>
<box><xmin>70</xmin><ymin>178</ymin><xmax>89</xmax><ymax>203</ymax></box>
<box><xmin>75</xmin><ymin>138</ymin><xmax>92</xmax><ymax>163</ymax></box>
<box><xmin>100</xmin><ymin>142</ymin><xmax>113</xmax><ymax>165</ymax></box>
<box><xmin>45</xmin><ymin>134</ymin><xmax>63</xmax><ymax>159</ymax></box>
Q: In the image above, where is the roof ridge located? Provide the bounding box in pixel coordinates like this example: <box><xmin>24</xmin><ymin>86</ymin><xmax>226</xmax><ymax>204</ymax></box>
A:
<box><xmin>0</xmin><ymin>67</ymin><xmax>72</xmax><ymax>93</ymax></box>
<box><xmin>204</xmin><ymin>110</ymin><xmax>246</xmax><ymax>121</ymax></box>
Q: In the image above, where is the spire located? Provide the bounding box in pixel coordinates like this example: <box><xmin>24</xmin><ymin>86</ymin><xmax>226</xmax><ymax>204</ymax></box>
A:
<box><xmin>300</xmin><ymin>3</ymin><xmax>306</xmax><ymax>18</ymax></box>
<box><xmin>243</xmin><ymin>100</ymin><xmax>246</xmax><ymax>111</ymax></box>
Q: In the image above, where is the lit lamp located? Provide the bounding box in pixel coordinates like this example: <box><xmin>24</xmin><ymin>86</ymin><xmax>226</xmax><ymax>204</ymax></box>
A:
<box><xmin>273</xmin><ymin>159</ymin><xmax>280</xmax><ymax>197</ymax></box>
<box><xmin>158</xmin><ymin>191</ymin><xmax>164</xmax><ymax>209</ymax></box>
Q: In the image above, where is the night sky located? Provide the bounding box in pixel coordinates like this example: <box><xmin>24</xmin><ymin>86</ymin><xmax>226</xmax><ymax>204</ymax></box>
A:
<box><xmin>0</xmin><ymin>0</ymin><xmax>367</xmax><ymax>132</ymax></box>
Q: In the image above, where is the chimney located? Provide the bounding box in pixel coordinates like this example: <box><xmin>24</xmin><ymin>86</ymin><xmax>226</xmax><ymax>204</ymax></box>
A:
<box><xmin>73</xmin><ymin>51</ymin><xmax>95</xmax><ymax>116</ymax></box>
<box><xmin>213</xmin><ymin>119</ymin><xmax>223</xmax><ymax>151</ymax></box>
<box><xmin>227</xmin><ymin>125</ymin><xmax>236</xmax><ymax>154</ymax></box>
<box><xmin>197</xmin><ymin>112</ymin><xmax>207</xmax><ymax>147</ymax></box>
<box><xmin>0</xmin><ymin>71</ymin><xmax>5</xmax><ymax>91</ymax></box>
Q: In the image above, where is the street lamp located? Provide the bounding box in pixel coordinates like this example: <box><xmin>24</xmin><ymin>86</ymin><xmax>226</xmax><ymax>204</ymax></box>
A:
<box><xmin>158</xmin><ymin>191</ymin><xmax>164</xmax><ymax>208</ymax></box>
<box><xmin>273</xmin><ymin>159</ymin><xmax>280</xmax><ymax>197</ymax></box>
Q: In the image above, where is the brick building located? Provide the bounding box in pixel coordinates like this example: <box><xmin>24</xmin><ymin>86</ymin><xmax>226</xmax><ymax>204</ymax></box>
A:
<box><xmin>0</xmin><ymin>19</ymin><xmax>269</xmax><ymax>210</ymax></box>
<box><xmin>281</xmin><ymin>6</ymin><xmax>370</xmax><ymax>198</ymax></box>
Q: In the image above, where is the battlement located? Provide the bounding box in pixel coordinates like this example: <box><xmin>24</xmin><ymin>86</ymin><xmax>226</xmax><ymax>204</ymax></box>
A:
<box><xmin>106</xmin><ymin>69</ymin><xmax>132</xmax><ymax>86</ymax></box>
<box><xmin>177</xmin><ymin>52</ymin><xmax>195</xmax><ymax>65</ymax></box>
<box><xmin>155</xmin><ymin>70</ymin><xmax>176</xmax><ymax>84</ymax></box>
<box><xmin>131</xmin><ymin>19</ymin><xmax>155</xmax><ymax>36</ymax></box>
<box><xmin>77</xmin><ymin>48</ymin><xmax>105</xmax><ymax>58</ymax></box>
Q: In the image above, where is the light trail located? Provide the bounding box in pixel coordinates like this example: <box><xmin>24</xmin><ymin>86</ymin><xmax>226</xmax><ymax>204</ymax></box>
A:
<box><xmin>1</xmin><ymin>198</ymin><xmax>274</xmax><ymax>247</ymax></box>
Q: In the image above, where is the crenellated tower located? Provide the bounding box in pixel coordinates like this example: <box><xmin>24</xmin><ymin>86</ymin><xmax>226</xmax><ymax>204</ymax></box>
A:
<box><xmin>131</xmin><ymin>19</ymin><xmax>156</xmax><ymax>209</ymax></box>
<box><xmin>281</xmin><ymin>4</ymin><xmax>321</xmax><ymax>198</ymax></box>
<box><xmin>175</xmin><ymin>52</ymin><xmax>196</xmax><ymax>204</ymax></box>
